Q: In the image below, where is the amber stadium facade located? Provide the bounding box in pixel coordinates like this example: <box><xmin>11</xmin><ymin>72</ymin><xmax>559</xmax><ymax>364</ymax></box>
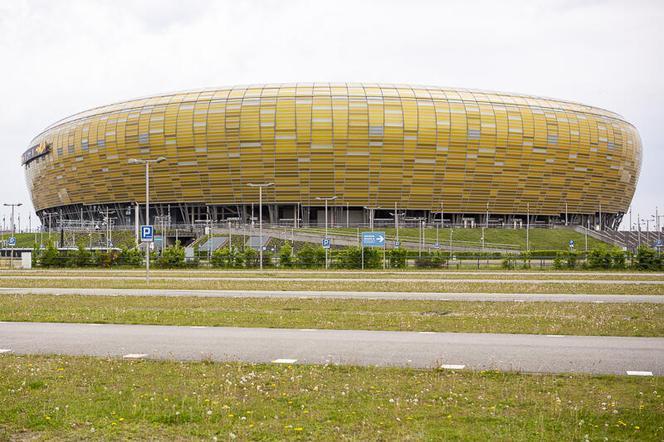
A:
<box><xmin>23</xmin><ymin>83</ymin><xmax>641</xmax><ymax>229</ymax></box>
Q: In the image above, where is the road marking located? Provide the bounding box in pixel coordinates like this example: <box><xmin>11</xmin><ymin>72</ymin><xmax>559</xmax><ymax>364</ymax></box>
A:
<box><xmin>272</xmin><ymin>358</ymin><xmax>297</xmax><ymax>364</ymax></box>
<box><xmin>626</xmin><ymin>370</ymin><xmax>653</xmax><ymax>376</ymax></box>
<box><xmin>546</xmin><ymin>335</ymin><xmax>566</xmax><ymax>338</ymax></box>
<box><xmin>0</xmin><ymin>349</ymin><xmax>12</xmax><ymax>354</ymax></box>
<box><xmin>441</xmin><ymin>364</ymin><xmax>465</xmax><ymax>370</ymax></box>
<box><xmin>190</xmin><ymin>326</ymin><xmax>207</xmax><ymax>329</ymax></box>
<box><xmin>419</xmin><ymin>331</ymin><xmax>436</xmax><ymax>334</ymax></box>
<box><xmin>123</xmin><ymin>353</ymin><xmax>148</xmax><ymax>359</ymax></box>
<box><xmin>299</xmin><ymin>329</ymin><xmax>316</xmax><ymax>332</ymax></box>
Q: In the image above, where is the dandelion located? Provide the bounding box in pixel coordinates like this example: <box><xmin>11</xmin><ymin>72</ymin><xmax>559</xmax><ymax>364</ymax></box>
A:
<box><xmin>206</xmin><ymin>410</ymin><xmax>212</xmax><ymax>416</ymax></box>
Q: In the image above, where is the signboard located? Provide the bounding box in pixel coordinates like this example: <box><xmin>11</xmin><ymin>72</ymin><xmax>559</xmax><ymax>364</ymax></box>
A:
<box><xmin>433</xmin><ymin>242</ymin><xmax>440</xmax><ymax>249</ymax></box>
<box><xmin>362</xmin><ymin>231</ymin><xmax>386</xmax><ymax>247</ymax></box>
<box><xmin>394</xmin><ymin>240</ymin><xmax>401</xmax><ymax>248</ymax></box>
<box><xmin>569</xmin><ymin>240</ymin><xmax>575</xmax><ymax>249</ymax></box>
<box><xmin>322</xmin><ymin>238</ymin><xmax>331</xmax><ymax>249</ymax></box>
<box><xmin>7</xmin><ymin>236</ymin><xmax>16</xmax><ymax>247</ymax></box>
<box><xmin>21</xmin><ymin>141</ymin><xmax>51</xmax><ymax>165</ymax></box>
<box><xmin>654</xmin><ymin>239</ymin><xmax>663</xmax><ymax>248</ymax></box>
<box><xmin>140</xmin><ymin>225</ymin><xmax>154</xmax><ymax>242</ymax></box>
<box><xmin>154</xmin><ymin>235</ymin><xmax>163</xmax><ymax>242</ymax></box>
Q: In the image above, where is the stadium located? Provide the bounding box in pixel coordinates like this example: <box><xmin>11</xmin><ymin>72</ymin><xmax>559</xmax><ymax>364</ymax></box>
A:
<box><xmin>23</xmin><ymin>83</ymin><xmax>642</xmax><ymax>230</ymax></box>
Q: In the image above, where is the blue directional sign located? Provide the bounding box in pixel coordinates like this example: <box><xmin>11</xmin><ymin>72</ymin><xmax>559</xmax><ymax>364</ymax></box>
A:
<box><xmin>362</xmin><ymin>231</ymin><xmax>386</xmax><ymax>247</ymax></box>
<box><xmin>322</xmin><ymin>238</ymin><xmax>331</xmax><ymax>249</ymax></box>
<box><xmin>569</xmin><ymin>240</ymin><xmax>575</xmax><ymax>248</ymax></box>
<box><xmin>7</xmin><ymin>236</ymin><xmax>16</xmax><ymax>247</ymax></box>
<box><xmin>140</xmin><ymin>225</ymin><xmax>154</xmax><ymax>242</ymax></box>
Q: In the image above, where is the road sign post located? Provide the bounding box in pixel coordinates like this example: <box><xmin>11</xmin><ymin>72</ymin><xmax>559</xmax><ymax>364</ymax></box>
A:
<box><xmin>140</xmin><ymin>225</ymin><xmax>154</xmax><ymax>283</ymax></box>
<box><xmin>361</xmin><ymin>232</ymin><xmax>386</xmax><ymax>270</ymax></box>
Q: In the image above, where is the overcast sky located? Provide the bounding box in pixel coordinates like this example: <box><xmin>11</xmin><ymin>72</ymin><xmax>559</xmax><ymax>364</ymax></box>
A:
<box><xmin>0</xmin><ymin>0</ymin><xmax>662</xmax><ymax>229</ymax></box>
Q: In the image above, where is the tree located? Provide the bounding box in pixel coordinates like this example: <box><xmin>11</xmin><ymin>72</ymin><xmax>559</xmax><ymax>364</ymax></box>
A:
<box><xmin>39</xmin><ymin>242</ymin><xmax>60</xmax><ymax>268</ymax></box>
<box><xmin>243</xmin><ymin>247</ymin><xmax>259</xmax><ymax>268</ymax></box>
<box><xmin>634</xmin><ymin>246</ymin><xmax>661</xmax><ymax>271</ymax></box>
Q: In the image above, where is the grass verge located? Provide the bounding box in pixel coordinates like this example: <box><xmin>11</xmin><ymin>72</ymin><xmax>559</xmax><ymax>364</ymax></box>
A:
<box><xmin>1</xmin><ymin>295</ymin><xmax>662</xmax><ymax>336</ymax></box>
<box><xmin>0</xmin><ymin>278</ymin><xmax>662</xmax><ymax>294</ymax></box>
<box><xmin>0</xmin><ymin>354</ymin><xmax>661</xmax><ymax>440</ymax></box>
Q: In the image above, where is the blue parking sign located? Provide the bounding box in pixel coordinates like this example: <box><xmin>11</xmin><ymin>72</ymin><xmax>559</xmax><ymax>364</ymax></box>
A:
<box><xmin>140</xmin><ymin>225</ymin><xmax>154</xmax><ymax>242</ymax></box>
<box><xmin>7</xmin><ymin>236</ymin><xmax>16</xmax><ymax>246</ymax></box>
<box><xmin>569</xmin><ymin>240</ymin><xmax>575</xmax><ymax>248</ymax></box>
<box><xmin>322</xmin><ymin>238</ymin><xmax>331</xmax><ymax>249</ymax></box>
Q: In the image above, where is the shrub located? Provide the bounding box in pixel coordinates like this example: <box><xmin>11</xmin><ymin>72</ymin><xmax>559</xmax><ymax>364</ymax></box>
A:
<box><xmin>414</xmin><ymin>251</ymin><xmax>446</xmax><ymax>268</ymax></box>
<box><xmin>587</xmin><ymin>248</ymin><xmax>612</xmax><ymax>269</ymax></box>
<box><xmin>502</xmin><ymin>253</ymin><xmax>517</xmax><ymax>270</ymax></box>
<box><xmin>553</xmin><ymin>252</ymin><xmax>565</xmax><ymax>270</ymax></box>
<box><xmin>156</xmin><ymin>242</ymin><xmax>186</xmax><ymax>268</ymax></box>
<box><xmin>612</xmin><ymin>248</ymin><xmax>628</xmax><ymax>270</ymax></box>
<box><xmin>72</xmin><ymin>244</ymin><xmax>94</xmax><ymax>267</ymax></box>
<box><xmin>243</xmin><ymin>248</ymin><xmax>259</xmax><ymax>268</ymax></box>
<box><xmin>118</xmin><ymin>247</ymin><xmax>144</xmax><ymax>267</ymax></box>
<box><xmin>296</xmin><ymin>245</ymin><xmax>325</xmax><ymax>269</ymax></box>
<box><xmin>388</xmin><ymin>248</ymin><xmax>408</xmax><ymax>269</ymax></box>
<box><xmin>39</xmin><ymin>242</ymin><xmax>60</xmax><ymax>268</ymax></box>
<box><xmin>279</xmin><ymin>243</ymin><xmax>294</xmax><ymax>268</ymax></box>
<box><xmin>633</xmin><ymin>246</ymin><xmax>661</xmax><ymax>271</ymax></box>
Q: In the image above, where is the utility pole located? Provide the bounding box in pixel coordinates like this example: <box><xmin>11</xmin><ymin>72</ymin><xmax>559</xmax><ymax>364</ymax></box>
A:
<box><xmin>565</xmin><ymin>201</ymin><xmax>568</xmax><ymax>226</ymax></box>
<box><xmin>248</xmin><ymin>183</ymin><xmax>274</xmax><ymax>270</ymax></box>
<box><xmin>3</xmin><ymin>203</ymin><xmax>22</xmax><ymax>268</ymax></box>
<box><xmin>316</xmin><ymin>196</ymin><xmax>337</xmax><ymax>269</ymax></box>
<box><xmin>128</xmin><ymin>156</ymin><xmax>167</xmax><ymax>284</ymax></box>
<box><xmin>526</xmin><ymin>202</ymin><xmax>530</xmax><ymax>252</ymax></box>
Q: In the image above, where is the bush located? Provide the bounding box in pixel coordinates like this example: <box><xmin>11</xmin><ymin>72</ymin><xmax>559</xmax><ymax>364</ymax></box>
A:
<box><xmin>243</xmin><ymin>248</ymin><xmax>259</xmax><ymax>268</ymax></box>
<box><xmin>388</xmin><ymin>248</ymin><xmax>408</xmax><ymax>269</ymax></box>
<box><xmin>118</xmin><ymin>247</ymin><xmax>144</xmax><ymax>267</ymax></box>
<box><xmin>279</xmin><ymin>243</ymin><xmax>294</xmax><ymax>268</ymax></box>
<box><xmin>633</xmin><ymin>246</ymin><xmax>661</xmax><ymax>271</ymax></box>
<box><xmin>94</xmin><ymin>249</ymin><xmax>120</xmax><ymax>268</ymax></box>
<box><xmin>156</xmin><ymin>242</ymin><xmax>187</xmax><ymax>268</ymax></box>
<box><xmin>72</xmin><ymin>244</ymin><xmax>94</xmax><ymax>267</ymax></box>
<box><xmin>553</xmin><ymin>252</ymin><xmax>565</xmax><ymax>270</ymax></box>
<box><xmin>39</xmin><ymin>243</ymin><xmax>60</xmax><ymax>268</ymax></box>
<box><xmin>587</xmin><ymin>248</ymin><xmax>612</xmax><ymax>270</ymax></box>
<box><xmin>414</xmin><ymin>251</ymin><xmax>447</xmax><ymax>268</ymax></box>
<box><xmin>502</xmin><ymin>253</ymin><xmax>517</xmax><ymax>270</ymax></box>
<box><xmin>296</xmin><ymin>245</ymin><xmax>325</xmax><ymax>269</ymax></box>
<box><xmin>612</xmin><ymin>249</ymin><xmax>628</xmax><ymax>270</ymax></box>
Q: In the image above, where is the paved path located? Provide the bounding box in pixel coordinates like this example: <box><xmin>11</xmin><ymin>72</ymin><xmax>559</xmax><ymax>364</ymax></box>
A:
<box><xmin>0</xmin><ymin>322</ymin><xmax>661</xmax><ymax>375</ymax></box>
<box><xmin>0</xmin><ymin>275</ymin><xmax>662</xmax><ymax>284</ymax></box>
<box><xmin>1</xmin><ymin>287</ymin><xmax>662</xmax><ymax>303</ymax></box>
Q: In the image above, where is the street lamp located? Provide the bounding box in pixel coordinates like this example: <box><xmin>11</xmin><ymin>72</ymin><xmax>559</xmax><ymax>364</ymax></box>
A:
<box><xmin>247</xmin><ymin>183</ymin><xmax>273</xmax><ymax>270</ymax></box>
<box><xmin>128</xmin><ymin>156</ymin><xmax>166</xmax><ymax>284</ymax></box>
<box><xmin>3</xmin><ymin>203</ymin><xmax>22</xmax><ymax>268</ymax></box>
<box><xmin>316</xmin><ymin>196</ymin><xmax>337</xmax><ymax>269</ymax></box>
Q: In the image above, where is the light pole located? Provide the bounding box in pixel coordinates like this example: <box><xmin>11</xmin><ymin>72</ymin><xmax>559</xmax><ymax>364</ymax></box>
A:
<box><xmin>526</xmin><ymin>202</ymin><xmax>530</xmax><ymax>252</ymax></box>
<box><xmin>128</xmin><ymin>156</ymin><xmax>166</xmax><ymax>284</ymax></box>
<box><xmin>4</xmin><ymin>203</ymin><xmax>22</xmax><ymax>268</ymax></box>
<box><xmin>247</xmin><ymin>183</ymin><xmax>273</xmax><ymax>270</ymax></box>
<box><xmin>316</xmin><ymin>196</ymin><xmax>337</xmax><ymax>269</ymax></box>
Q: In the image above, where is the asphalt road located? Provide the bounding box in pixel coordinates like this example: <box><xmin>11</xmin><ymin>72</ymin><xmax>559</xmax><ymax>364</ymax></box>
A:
<box><xmin>0</xmin><ymin>275</ymin><xmax>662</xmax><ymax>284</ymax></box>
<box><xmin>1</xmin><ymin>287</ymin><xmax>662</xmax><ymax>303</ymax></box>
<box><xmin>1</xmin><ymin>322</ymin><xmax>661</xmax><ymax>375</ymax></box>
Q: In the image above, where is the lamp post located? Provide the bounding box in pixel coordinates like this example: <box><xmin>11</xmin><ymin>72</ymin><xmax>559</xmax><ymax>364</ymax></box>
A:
<box><xmin>316</xmin><ymin>196</ymin><xmax>337</xmax><ymax>269</ymax></box>
<box><xmin>526</xmin><ymin>202</ymin><xmax>530</xmax><ymax>252</ymax></box>
<box><xmin>3</xmin><ymin>203</ymin><xmax>22</xmax><ymax>268</ymax></box>
<box><xmin>128</xmin><ymin>156</ymin><xmax>166</xmax><ymax>284</ymax></box>
<box><xmin>247</xmin><ymin>183</ymin><xmax>273</xmax><ymax>270</ymax></box>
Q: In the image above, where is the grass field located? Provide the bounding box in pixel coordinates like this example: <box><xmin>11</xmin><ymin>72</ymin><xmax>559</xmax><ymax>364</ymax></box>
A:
<box><xmin>305</xmin><ymin>227</ymin><xmax>609</xmax><ymax>251</ymax></box>
<box><xmin>0</xmin><ymin>277</ymin><xmax>661</xmax><ymax>295</ymax></box>
<box><xmin>0</xmin><ymin>354</ymin><xmax>660</xmax><ymax>441</ymax></box>
<box><xmin>2</xmin><ymin>269</ymin><xmax>663</xmax><ymax>280</ymax></box>
<box><xmin>1</xmin><ymin>294</ymin><xmax>662</xmax><ymax>337</ymax></box>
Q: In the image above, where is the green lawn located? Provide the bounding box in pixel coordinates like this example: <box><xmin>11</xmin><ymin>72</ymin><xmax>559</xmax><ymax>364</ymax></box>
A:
<box><xmin>0</xmin><ymin>277</ymin><xmax>662</xmax><ymax>295</ymax></box>
<box><xmin>0</xmin><ymin>355</ymin><xmax>660</xmax><ymax>441</ymax></box>
<box><xmin>1</xmin><ymin>294</ymin><xmax>662</xmax><ymax>337</ymax></box>
<box><xmin>307</xmin><ymin>227</ymin><xmax>608</xmax><ymax>251</ymax></box>
<box><xmin>5</xmin><ymin>231</ymin><xmax>136</xmax><ymax>249</ymax></box>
